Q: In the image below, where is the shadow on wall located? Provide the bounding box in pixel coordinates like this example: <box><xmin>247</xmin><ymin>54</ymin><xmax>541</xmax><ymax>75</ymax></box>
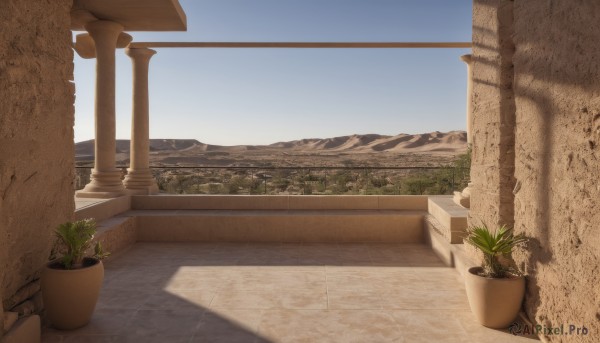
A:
<box><xmin>472</xmin><ymin>0</ymin><xmax>600</xmax><ymax>335</ymax></box>
<box><xmin>471</xmin><ymin>0</ymin><xmax>552</xmax><ymax>326</ymax></box>
<box><xmin>470</xmin><ymin>0</ymin><xmax>518</xmax><ymax>231</ymax></box>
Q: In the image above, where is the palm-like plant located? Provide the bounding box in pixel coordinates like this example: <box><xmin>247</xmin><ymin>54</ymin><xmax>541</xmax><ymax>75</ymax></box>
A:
<box><xmin>464</xmin><ymin>224</ymin><xmax>527</xmax><ymax>278</ymax></box>
<box><xmin>53</xmin><ymin>219</ymin><xmax>108</xmax><ymax>269</ymax></box>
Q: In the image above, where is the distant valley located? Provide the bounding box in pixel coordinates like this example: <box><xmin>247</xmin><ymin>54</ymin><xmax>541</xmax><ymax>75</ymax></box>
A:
<box><xmin>75</xmin><ymin>131</ymin><xmax>467</xmax><ymax>167</ymax></box>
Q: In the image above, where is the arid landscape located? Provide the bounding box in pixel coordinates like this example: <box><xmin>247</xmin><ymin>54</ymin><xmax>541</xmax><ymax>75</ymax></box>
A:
<box><xmin>76</xmin><ymin>130</ymin><xmax>468</xmax><ymax>167</ymax></box>
<box><xmin>75</xmin><ymin>131</ymin><xmax>470</xmax><ymax>195</ymax></box>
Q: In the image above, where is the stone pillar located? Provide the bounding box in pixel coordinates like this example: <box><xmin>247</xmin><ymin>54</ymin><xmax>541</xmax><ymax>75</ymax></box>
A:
<box><xmin>123</xmin><ymin>48</ymin><xmax>159</xmax><ymax>194</ymax></box>
<box><xmin>461</xmin><ymin>54</ymin><xmax>474</xmax><ymax>144</ymax></box>
<box><xmin>76</xmin><ymin>20</ymin><xmax>126</xmax><ymax>198</ymax></box>
<box><xmin>453</xmin><ymin>54</ymin><xmax>474</xmax><ymax>208</ymax></box>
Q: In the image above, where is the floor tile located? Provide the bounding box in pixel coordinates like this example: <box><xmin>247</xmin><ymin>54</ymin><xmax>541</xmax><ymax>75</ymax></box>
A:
<box><xmin>96</xmin><ymin>288</ymin><xmax>155</xmax><ymax>310</ymax></box>
<box><xmin>390</xmin><ymin>309</ymin><xmax>470</xmax><ymax>335</ymax></box>
<box><xmin>45</xmin><ymin>309</ymin><xmax>137</xmax><ymax>335</ymax></box>
<box><xmin>192</xmin><ymin>311</ymin><xmax>266</xmax><ymax>343</ymax></box>
<box><xmin>211</xmin><ymin>289</ymin><xmax>328</xmax><ymax>310</ymax></box>
<box><xmin>126</xmin><ymin>309</ymin><xmax>204</xmax><ymax>336</ymax></box>
<box><xmin>141</xmin><ymin>290</ymin><xmax>216</xmax><ymax>309</ymax></box>
<box><xmin>258</xmin><ymin>309</ymin><xmax>403</xmax><ymax>342</ymax></box>
<box><xmin>327</xmin><ymin>290</ymin><xmax>385</xmax><ymax>310</ymax></box>
<box><xmin>381</xmin><ymin>289</ymin><xmax>470</xmax><ymax>310</ymax></box>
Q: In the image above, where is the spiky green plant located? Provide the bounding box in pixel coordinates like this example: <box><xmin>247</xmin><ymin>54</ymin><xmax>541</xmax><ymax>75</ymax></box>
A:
<box><xmin>464</xmin><ymin>224</ymin><xmax>527</xmax><ymax>278</ymax></box>
<box><xmin>53</xmin><ymin>219</ymin><xmax>109</xmax><ymax>269</ymax></box>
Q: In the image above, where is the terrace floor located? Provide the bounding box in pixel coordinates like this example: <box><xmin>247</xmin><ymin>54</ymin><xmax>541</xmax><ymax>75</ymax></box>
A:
<box><xmin>41</xmin><ymin>243</ymin><xmax>537</xmax><ymax>343</ymax></box>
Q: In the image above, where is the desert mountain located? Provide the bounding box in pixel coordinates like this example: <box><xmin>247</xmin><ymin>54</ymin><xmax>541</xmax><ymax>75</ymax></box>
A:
<box><xmin>75</xmin><ymin>131</ymin><xmax>467</xmax><ymax>163</ymax></box>
<box><xmin>267</xmin><ymin>131</ymin><xmax>466</xmax><ymax>153</ymax></box>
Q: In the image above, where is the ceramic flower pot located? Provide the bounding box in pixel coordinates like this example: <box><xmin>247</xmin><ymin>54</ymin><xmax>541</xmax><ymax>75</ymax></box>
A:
<box><xmin>464</xmin><ymin>266</ymin><xmax>525</xmax><ymax>329</ymax></box>
<box><xmin>41</xmin><ymin>258</ymin><xmax>104</xmax><ymax>330</ymax></box>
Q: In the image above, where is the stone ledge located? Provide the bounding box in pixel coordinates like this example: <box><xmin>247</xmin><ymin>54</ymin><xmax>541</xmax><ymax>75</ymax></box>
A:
<box><xmin>424</xmin><ymin>216</ymin><xmax>477</xmax><ymax>279</ymax></box>
<box><xmin>131</xmin><ymin>195</ymin><xmax>429</xmax><ymax>211</ymax></box>
<box><xmin>125</xmin><ymin>209</ymin><xmax>426</xmax><ymax>216</ymax></box>
<box><xmin>73</xmin><ymin>194</ymin><xmax>460</xmax><ymax>248</ymax></box>
<box><xmin>92</xmin><ymin>216</ymin><xmax>137</xmax><ymax>257</ymax></box>
<box><xmin>428</xmin><ymin>195</ymin><xmax>468</xmax><ymax>243</ymax></box>
<box><xmin>75</xmin><ymin>195</ymin><xmax>131</xmax><ymax>222</ymax></box>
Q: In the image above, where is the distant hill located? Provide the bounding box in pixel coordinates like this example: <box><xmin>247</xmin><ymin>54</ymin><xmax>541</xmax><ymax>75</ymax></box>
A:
<box><xmin>75</xmin><ymin>131</ymin><xmax>467</xmax><ymax>162</ymax></box>
<box><xmin>267</xmin><ymin>131</ymin><xmax>466</xmax><ymax>153</ymax></box>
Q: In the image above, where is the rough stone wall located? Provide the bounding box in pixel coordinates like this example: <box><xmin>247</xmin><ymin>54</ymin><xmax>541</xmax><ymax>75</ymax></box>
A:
<box><xmin>471</xmin><ymin>0</ymin><xmax>600</xmax><ymax>341</ymax></box>
<box><xmin>0</xmin><ymin>0</ymin><xmax>75</xmax><ymax>331</ymax></box>
<box><xmin>469</xmin><ymin>0</ymin><xmax>516</xmax><ymax>228</ymax></box>
<box><xmin>511</xmin><ymin>1</ymin><xmax>600</xmax><ymax>341</ymax></box>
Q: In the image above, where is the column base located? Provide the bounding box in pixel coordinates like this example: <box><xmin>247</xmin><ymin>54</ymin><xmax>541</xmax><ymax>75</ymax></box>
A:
<box><xmin>76</xmin><ymin>169</ymin><xmax>126</xmax><ymax>199</ymax></box>
<box><xmin>123</xmin><ymin>169</ymin><xmax>159</xmax><ymax>195</ymax></box>
<box><xmin>125</xmin><ymin>186</ymin><xmax>159</xmax><ymax>195</ymax></box>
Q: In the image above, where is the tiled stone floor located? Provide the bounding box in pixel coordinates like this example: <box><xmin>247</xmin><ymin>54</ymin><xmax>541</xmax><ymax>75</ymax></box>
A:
<box><xmin>42</xmin><ymin>243</ymin><xmax>538</xmax><ymax>342</ymax></box>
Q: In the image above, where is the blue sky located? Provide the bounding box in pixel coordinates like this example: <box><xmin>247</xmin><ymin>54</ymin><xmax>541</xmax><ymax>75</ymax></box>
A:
<box><xmin>74</xmin><ymin>0</ymin><xmax>472</xmax><ymax>145</ymax></box>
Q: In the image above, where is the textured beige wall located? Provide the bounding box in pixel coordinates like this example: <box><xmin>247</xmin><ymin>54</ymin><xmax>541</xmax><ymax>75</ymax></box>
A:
<box><xmin>471</xmin><ymin>0</ymin><xmax>600</xmax><ymax>341</ymax></box>
<box><xmin>0</xmin><ymin>0</ymin><xmax>75</xmax><ymax>320</ymax></box>
<box><xmin>470</xmin><ymin>0</ymin><xmax>516</xmax><ymax>228</ymax></box>
<box><xmin>511</xmin><ymin>1</ymin><xmax>600</xmax><ymax>340</ymax></box>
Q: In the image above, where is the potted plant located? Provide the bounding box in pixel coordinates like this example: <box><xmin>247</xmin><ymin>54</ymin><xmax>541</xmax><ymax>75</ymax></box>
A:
<box><xmin>41</xmin><ymin>219</ymin><xmax>109</xmax><ymax>330</ymax></box>
<box><xmin>463</xmin><ymin>224</ymin><xmax>528</xmax><ymax>329</ymax></box>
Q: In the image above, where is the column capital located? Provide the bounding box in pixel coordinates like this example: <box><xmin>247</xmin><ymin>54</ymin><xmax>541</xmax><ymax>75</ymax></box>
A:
<box><xmin>71</xmin><ymin>9</ymin><xmax>97</xmax><ymax>29</ymax></box>
<box><xmin>84</xmin><ymin>20</ymin><xmax>124</xmax><ymax>38</ymax></box>
<box><xmin>74</xmin><ymin>31</ymin><xmax>132</xmax><ymax>59</ymax></box>
<box><xmin>125</xmin><ymin>47</ymin><xmax>157</xmax><ymax>59</ymax></box>
<box><xmin>460</xmin><ymin>54</ymin><xmax>473</xmax><ymax>64</ymax></box>
<box><xmin>74</xmin><ymin>33</ymin><xmax>96</xmax><ymax>59</ymax></box>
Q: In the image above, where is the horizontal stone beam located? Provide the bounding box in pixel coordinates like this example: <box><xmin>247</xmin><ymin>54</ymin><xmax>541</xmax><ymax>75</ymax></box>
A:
<box><xmin>128</xmin><ymin>42</ymin><xmax>472</xmax><ymax>49</ymax></box>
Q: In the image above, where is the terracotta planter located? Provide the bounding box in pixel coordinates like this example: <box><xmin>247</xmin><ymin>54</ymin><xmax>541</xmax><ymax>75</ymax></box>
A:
<box><xmin>464</xmin><ymin>266</ymin><xmax>525</xmax><ymax>329</ymax></box>
<box><xmin>41</xmin><ymin>258</ymin><xmax>104</xmax><ymax>330</ymax></box>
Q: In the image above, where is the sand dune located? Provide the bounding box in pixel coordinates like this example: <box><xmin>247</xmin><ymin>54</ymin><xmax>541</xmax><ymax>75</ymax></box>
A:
<box><xmin>75</xmin><ymin>131</ymin><xmax>467</xmax><ymax>162</ymax></box>
<box><xmin>267</xmin><ymin>131</ymin><xmax>465</xmax><ymax>153</ymax></box>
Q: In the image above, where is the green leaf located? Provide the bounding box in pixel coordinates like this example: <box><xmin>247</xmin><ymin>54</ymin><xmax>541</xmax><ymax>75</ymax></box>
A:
<box><xmin>51</xmin><ymin>218</ymin><xmax>108</xmax><ymax>269</ymax></box>
<box><xmin>463</xmin><ymin>223</ymin><xmax>528</xmax><ymax>277</ymax></box>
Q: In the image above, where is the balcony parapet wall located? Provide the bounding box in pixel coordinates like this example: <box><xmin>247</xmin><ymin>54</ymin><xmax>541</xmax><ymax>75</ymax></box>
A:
<box><xmin>73</xmin><ymin>195</ymin><xmax>464</xmax><ymax>256</ymax></box>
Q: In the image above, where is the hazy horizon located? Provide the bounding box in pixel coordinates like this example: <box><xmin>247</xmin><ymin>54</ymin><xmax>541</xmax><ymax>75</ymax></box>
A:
<box><xmin>73</xmin><ymin>0</ymin><xmax>472</xmax><ymax>145</ymax></box>
<box><xmin>74</xmin><ymin>129</ymin><xmax>467</xmax><ymax>146</ymax></box>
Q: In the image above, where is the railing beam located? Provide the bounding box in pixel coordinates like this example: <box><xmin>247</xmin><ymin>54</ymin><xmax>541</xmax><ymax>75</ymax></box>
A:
<box><xmin>129</xmin><ymin>42</ymin><xmax>472</xmax><ymax>49</ymax></box>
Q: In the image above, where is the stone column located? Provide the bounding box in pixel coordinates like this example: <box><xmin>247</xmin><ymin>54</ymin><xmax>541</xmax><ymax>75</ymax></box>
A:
<box><xmin>453</xmin><ymin>54</ymin><xmax>473</xmax><ymax>208</ymax></box>
<box><xmin>123</xmin><ymin>48</ymin><xmax>159</xmax><ymax>194</ymax></box>
<box><xmin>76</xmin><ymin>20</ymin><xmax>126</xmax><ymax>198</ymax></box>
<box><xmin>461</xmin><ymin>54</ymin><xmax>474</xmax><ymax>144</ymax></box>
